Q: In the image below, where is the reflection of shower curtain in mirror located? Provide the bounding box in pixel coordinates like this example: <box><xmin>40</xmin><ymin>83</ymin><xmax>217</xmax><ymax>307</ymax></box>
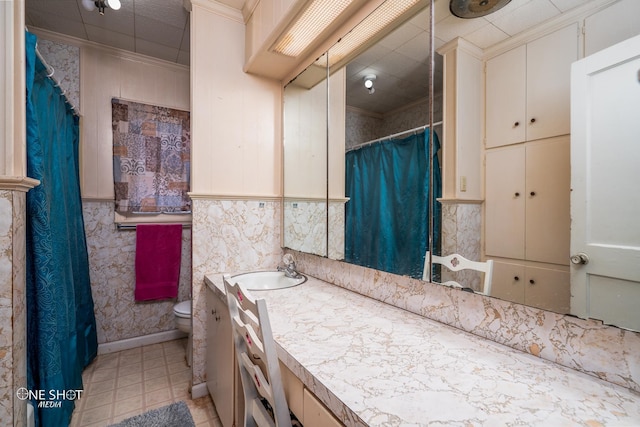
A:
<box><xmin>345</xmin><ymin>131</ymin><xmax>441</xmax><ymax>278</ymax></box>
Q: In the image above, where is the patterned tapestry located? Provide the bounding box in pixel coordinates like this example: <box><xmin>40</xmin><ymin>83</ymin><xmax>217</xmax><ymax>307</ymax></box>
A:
<box><xmin>112</xmin><ymin>98</ymin><xmax>191</xmax><ymax>213</ymax></box>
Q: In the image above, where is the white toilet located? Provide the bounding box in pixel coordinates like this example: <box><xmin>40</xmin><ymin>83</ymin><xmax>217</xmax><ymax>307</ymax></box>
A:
<box><xmin>173</xmin><ymin>300</ymin><xmax>192</xmax><ymax>366</ymax></box>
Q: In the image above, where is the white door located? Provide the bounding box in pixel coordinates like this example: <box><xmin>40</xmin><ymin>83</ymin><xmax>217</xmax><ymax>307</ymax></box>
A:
<box><xmin>570</xmin><ymin>34</ymin><xmax>640</xmax><ymax>331</ymax></box>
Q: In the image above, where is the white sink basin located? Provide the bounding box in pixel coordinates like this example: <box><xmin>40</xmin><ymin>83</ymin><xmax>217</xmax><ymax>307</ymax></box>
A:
<box><xmin>230</xmin><ymin>270</ymin><xmax>307</xmax><ymax>291</ymax></box>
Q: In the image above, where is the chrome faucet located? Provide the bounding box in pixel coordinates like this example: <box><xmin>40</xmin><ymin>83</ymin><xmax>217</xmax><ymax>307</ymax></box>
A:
<box><xmin>278</xmin><ymin>254</ymin><xmax>301</xmax><ymax>279</ymax></box>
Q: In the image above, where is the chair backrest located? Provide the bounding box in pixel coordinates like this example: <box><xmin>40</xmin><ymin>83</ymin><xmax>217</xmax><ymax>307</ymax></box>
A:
<box><xmin>422</xmin><ymin>252</ymin><xmax>494</xmax><ymax>295</ymax></box>
<box><xmin>224</xmin><ymin>276</ymin><xmax>292</xmax><ymax>427</ymax></box>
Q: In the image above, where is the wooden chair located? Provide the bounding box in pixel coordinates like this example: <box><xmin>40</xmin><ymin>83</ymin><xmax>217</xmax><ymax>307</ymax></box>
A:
<box><xmin>224</xmin><ymin>278</ymin><xmax>293</xmax><ymax>427</ymax></box>
<box><xmin>422</xmin><ymin>252</ymin><xmax>494</xmax><ymax>296</ymax></box>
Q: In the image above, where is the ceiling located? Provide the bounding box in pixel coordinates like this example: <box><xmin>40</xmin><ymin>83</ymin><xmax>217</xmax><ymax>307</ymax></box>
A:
<box><xmin>346</xmin><ymin>0</ymin><xmax>593</xmax><ymax>114</ymax></box>
<box><xmin>25</xmin><ymin>0</ymin><xmax>595</xmax><ymax>111</ymax></box>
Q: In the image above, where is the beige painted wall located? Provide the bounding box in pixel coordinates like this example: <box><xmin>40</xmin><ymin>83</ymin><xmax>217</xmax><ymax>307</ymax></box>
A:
<box><xmin>191</xmin><ymin>3</ymin><xmax>282</xmax><ymax>197</ymax></box>
<box><xmin>80</xmin><ymin>46</ymin><xmax>189</xmax><ymax>199</ymax></box>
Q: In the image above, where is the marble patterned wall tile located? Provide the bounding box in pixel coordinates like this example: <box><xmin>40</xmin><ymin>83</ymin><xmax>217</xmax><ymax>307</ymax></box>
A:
<box><xmin>37</xmin><ymin>39</ymin><xmax>80</xmax><ymax>110</ymax></box>
<box><xmin>0</xmin><ymin>191</ymin><xmax>27</xmax><ymax>426</ymax></box>
<box><xmin>346</xmin><ymin>95</ymin><xmax>444</xmax><ymax>149</ymax></box>
<box><xmin>191</xmin><ymin>198</ymin><xmax>282</xmax><ymax>385</ymax></box>
<box><xmin>283</xmin><ymin>201</ymin><xmax>326</xmax><ymax>256</ymax></box>
<box><xmin>82</xmin><ymin>201</ymin><xmax>192</xmax><ymax>344</ymax></box>
<box><xmin>438</xmin><ymin>202</ymin><xmax>482</xmax><ymax>291</ymax></box>
<box><xmin>294</xmin><ymin>251</ymin><xmax>640</xmax><ymax>393</ymax></box>
<box><xmin>12</xmin><ymin>191</ymin><xmax>27</xmax><ymax>427</ymax></box>
<box><xmin>328</xmin><ymin>201</ymin><xmax>345</xmax><ymax>260</ymax></box>
<box><xmin>0</xmin><ymin>191</ymin><xmax>15</xmax><ymax>425</ymax></box>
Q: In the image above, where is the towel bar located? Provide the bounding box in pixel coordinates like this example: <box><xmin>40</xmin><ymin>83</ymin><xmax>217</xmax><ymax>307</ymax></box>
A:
<box><xmin>116</xmin><ymin>223</ymin><xmax>191</xmax><ymax>231</ymax></box>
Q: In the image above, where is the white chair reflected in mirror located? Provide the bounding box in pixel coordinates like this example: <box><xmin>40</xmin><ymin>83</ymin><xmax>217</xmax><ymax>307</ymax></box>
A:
<box><xmin>225</xmin><ymin>280</ymin><xmax>296</xmax><ymax>427</ymax></box>
<box><xmin>422</xmin><ymin>252</ymin><xmax>494</xmax><ymax>296</ymax></box>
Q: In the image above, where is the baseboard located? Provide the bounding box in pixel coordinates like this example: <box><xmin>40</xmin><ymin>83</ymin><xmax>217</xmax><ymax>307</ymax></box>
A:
<box><xmin>190</xmin><ymin>382</ymin><xmax>208</xmax><ymax>399</ymax></box>
<box><xmin>97</xmin><ymin>329</ymin><xmax>188</xmax><ymax>355</ymax></box>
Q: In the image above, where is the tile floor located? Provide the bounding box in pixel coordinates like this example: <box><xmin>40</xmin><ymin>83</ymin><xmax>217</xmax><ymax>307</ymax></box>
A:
<box><xmin>70</xmin><ymin>338</ymin><xmax>222</xmax><ymax>427</ymax></box>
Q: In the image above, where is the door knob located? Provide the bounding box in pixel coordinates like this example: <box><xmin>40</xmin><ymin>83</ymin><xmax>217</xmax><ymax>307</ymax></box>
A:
<box><xmin>570</xmin><ymin>253</ymin><xmax>590</xmax><ymax>265</ymax></box>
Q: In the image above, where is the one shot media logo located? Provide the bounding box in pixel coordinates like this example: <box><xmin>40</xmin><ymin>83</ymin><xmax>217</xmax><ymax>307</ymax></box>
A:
<box><xmin>16</xmin><ymin>387</ymin><xmax>84</xmax><ymax>408</ymax></box>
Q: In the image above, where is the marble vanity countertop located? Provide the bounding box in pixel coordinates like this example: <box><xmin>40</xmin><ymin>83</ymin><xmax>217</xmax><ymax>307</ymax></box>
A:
<box><xmin>205</xmin><ymin>274</ymin><xmax>640</xmax><ymax>426</ymax></box>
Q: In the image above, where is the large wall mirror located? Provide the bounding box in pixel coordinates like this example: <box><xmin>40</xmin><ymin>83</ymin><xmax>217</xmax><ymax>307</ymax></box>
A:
<box><xmin>282</xmin><ymin>0</ymin><xmax>640</xmax><ymax>332</ymax></box>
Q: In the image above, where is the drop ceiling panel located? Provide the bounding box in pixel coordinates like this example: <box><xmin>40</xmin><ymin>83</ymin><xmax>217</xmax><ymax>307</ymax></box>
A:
<box><xmin>464</xmin><ymin>22</ymin><xmax>510</xmax><ymax>49</ymax></box>
<box><xmin>134</xmin><ymin>0</ymin><xmax>189</xmax><ymax>26</ymax></box>
<box><xmin>85</xmin><ymin>24</ymin><xmax>135</xmax><ymax>51</ymax></box>
<box><xmin>27</xmin><ymin>10</ymin><xmax>88</xmax><ymax>40</ymax></box>
<box><xmin>135</xmin><ymin>38</ymin><xmax>180</xmax><ymax>63</ymax></box>
<box><xmin>135</xmin><ymin>15</ymin><xmax>185</xmax><ymax>49</ymax></box>
<box><xmin>79</xmin><ymin>4</ymin><xmax>136</xmax><ymax>36</ymax></box>
<box><xmin>490</xmin><ymin>0</ymin><xmax>559</xmax><ymax>36</ymax></box>
<box><xmin>25</xmin><ymin>0</ymin><xmax>83</xmax><ymax>20</ymax></box>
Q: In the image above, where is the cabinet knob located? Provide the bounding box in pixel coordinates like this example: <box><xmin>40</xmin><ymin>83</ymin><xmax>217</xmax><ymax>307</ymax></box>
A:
<box><xmin>530</xmin><ymin>191</ymin><xmax>536</xmax><ymax>196</ymax></box>
<box><xmin>530</xmin><ymin>118</ymin><xmax>536</xmax><ymax>124</ymax></box>
<box><xmin>529</xmin><ymin>279</ymin><xmax>536</xmax><ymax>285</ymax></box>
<box><xmin>515</xmin><ymin>192</ymin><xmax>520</xmax><ymax>197</ymax></box>
<box><xmin>514</xmin><ymin>276</ymin><xmax>520</xmax><ymax>281</ymax></box>
<box><xmin>514</xmin><ymin>121</ymin><xmax>520</xmax><ymax>127</ymax></box>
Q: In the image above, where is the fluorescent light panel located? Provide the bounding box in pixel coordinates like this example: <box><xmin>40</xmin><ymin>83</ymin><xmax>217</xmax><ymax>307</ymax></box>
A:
<box><xmin>327</xmin><ymin>0</ymin><xmax>422</xmax><ymax>65</ymax></box>
<box><xmin>273</xmin><ymin>0</ymin><xmax>355</xmax><ymax>57</ymax></box>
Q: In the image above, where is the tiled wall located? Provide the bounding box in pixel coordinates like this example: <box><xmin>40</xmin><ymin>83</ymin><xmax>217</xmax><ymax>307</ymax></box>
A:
<box><xmin>345</xmin><ymin>95</ymin><xmax>443</xmax><ymax>150</ymax></box>
<box><xmin>295</xmin><ymin>251</ymin><xmax>640</xmax><ymax>394</ymax></box>
<box><xmin>283</xmin><ymin>200</ymin><xmax>346</xmax><ymax>260</ymax></box>
<box><xmin>439</xmin><ymin>201</ymin><xmax>483</xmax><ymax>290</ymax></box>
<box><xmin>36</xmin><ymin>39</ymin><xmax>80</xmax><ymax>109</ymax></box>
<box><xmin>82</xmin><ymin>201</ymin><xmax>192</xmax><ymax>344</ymax></box>
<box><xmin>191</xmin><ymin>198</ymin><xmax>283</xmax><ymax>385</ymax></box>
<box><xmin>0</xmin><ymin>190</ymin><xmax>28</xmax><ymax>426</ymax></box>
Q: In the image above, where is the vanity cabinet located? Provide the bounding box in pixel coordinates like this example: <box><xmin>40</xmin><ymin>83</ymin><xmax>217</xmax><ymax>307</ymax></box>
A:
<box><xmin>491</xmin><ymin>260</ymin><xmax>570</xmax><ymax>313</ymax></box>
<box><xmin>485</xmin><ymin>23</ymin><xmax>578</xmax><ymax>148</ymax></box>
<box><xmin>280</xmin><ymin>363</ymin><xmax>344</xmax><ymax>427</ymax></box>
<box><xmin>205</xmin><ymin>281</ymin><xmax>344</xmax><ymax>427</ymax></box>
<box><xmin>205</xmin><ymin>287</ymin><xmax>236</xmax><ymax>427</ymax></box>
<box><xmin>485</xmin><ymin>136</ymin><xmax>570</xmax><ymax>265</ymax></box>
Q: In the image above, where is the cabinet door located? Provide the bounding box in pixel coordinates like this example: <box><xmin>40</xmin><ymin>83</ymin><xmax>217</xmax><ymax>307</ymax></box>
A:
<box><xmin>303</xmin><ymin>388</ymin><xmax>344</xmax><ymax>427</ymax></box>
<box><xmin>485</xmin><ymin>146</ymin><xmax>525</xmax><ymax>259</ymax></box>
<box><xmin>280</xmin><ymin>362</ymin><xmax>304</xmax><ymax>422</ymax></box>
<box><xmin>526</xmin><ymin>24</ymin><xmax>578</xmax><ymax>141</ymax></box>
<box><xmin>524</xmin><ymin>136</ymin><xmax>570</xmax><ymax>265</ymax></box>
<box><xmin>486</xmin><ymin>45</ymin><xmax>526</xmax><ymax>148</ymax></box>
<box><xmin>490</xmin><ymin>261</ymin><xmax>525</xmax><ymax>303</ymax></box>
<box><xmin>525</xmin><ymin>266</ymin><xmax>570</xmax><ymax>313</ymax></box>
<box><xmin>206</xmin><ymin>291</ymin><xmax>235</xmax><ymax>427</ymax></box>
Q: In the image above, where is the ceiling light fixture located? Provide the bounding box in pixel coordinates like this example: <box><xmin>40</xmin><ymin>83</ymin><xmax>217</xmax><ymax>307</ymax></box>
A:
<box><xmin>272</xmin><ymin>0</ymin><xmax>355</xmax><ymax>57</ymax></box>
<box><xmin>327</xmin><ymin>0</ymin><xmax>422</xmax><ymax>66</ymax></box>
<box><xmin>449</xmin><ymin>0</ymin><xmax>511</xmax><ymax>19</ymax></box>
<box><xmin>82</xmin><ymin>0</ymin><xmax>121</xmax><ymax>16</ymax></box>
<box><xmin>363</xmin><ymin>74</ymin><xmax>376</xmax><ymax>94</ymax></box>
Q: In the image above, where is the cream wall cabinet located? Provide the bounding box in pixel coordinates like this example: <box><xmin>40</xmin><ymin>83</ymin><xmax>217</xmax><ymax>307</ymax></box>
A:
<box><xmin>485</xmin><ymin>136</ymin><xmax>570</xmax><ymax>266</ymax></box>
<box><xmin>491</xmin><ymin>260</ymin><xmax>570</xmax><ymax>313</ymax></box>
<box><xmin>485</xmin><ymin>24</ymin><xmax>577</xmax><ymax>148</ymax></box>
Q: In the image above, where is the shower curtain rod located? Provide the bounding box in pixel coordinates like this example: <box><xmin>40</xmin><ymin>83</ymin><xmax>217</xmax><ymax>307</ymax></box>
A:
<box><xmin>347</xmin><ymin>121</ymin><xmax>443</xmax><ymax>152</ymax></box>
<box><xmin>33</xmin><ymin>39</ymin><xmax>80</xmax><ymax>117</ymax></box>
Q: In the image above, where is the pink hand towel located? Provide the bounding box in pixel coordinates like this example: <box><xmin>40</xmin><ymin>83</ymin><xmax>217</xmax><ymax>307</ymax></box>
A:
<box><xmin>135</xmin><ymin>224</ymin><xmax>183</xmax><ymax>301</ymax></box>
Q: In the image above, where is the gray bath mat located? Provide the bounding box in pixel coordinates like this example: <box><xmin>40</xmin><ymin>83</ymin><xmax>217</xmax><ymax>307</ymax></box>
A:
<box><xmin>109</xmin><ymin>401</ymin><xmax>195</xmax><ymax>427</ymax></box>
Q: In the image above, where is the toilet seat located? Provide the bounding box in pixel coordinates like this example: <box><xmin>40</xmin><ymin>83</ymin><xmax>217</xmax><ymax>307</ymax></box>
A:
<box><xmin>174</xmin><ymin>300</ymin><xmax>191</xmax><ymax>317</ymax></box>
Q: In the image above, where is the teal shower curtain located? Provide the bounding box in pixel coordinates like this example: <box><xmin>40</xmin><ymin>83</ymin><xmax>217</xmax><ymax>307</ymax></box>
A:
<box><xmin>25</xmin><ymin>32</ymin><xmax>97</xmax><ymax>427</ymax></box>
<box><xmin>345</xmin><ymin>130</ymin><xmax>441</xmax><ymax>278</ymax></box>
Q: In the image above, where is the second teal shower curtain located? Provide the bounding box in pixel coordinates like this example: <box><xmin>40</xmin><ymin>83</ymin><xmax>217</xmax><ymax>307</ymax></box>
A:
<box><xmin>345</xmin><ymin>130</ymin><xmax>441</xmax><ymax>278</ymax></box>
